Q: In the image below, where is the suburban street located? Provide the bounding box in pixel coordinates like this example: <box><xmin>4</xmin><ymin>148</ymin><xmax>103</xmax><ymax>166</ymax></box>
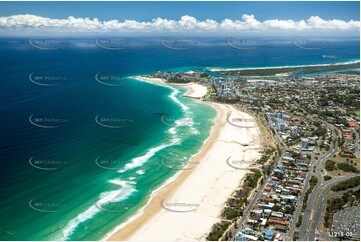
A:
<box><xmin>298</xmin><ymin>121</ymin><xmax>345</xmax><ymax>241</ymax></box>
<box><xmin>287</xmin><ymin>154</ymin><xmax>314</xmax><ymax>238</ymax></box>
<box><xmin>230</xmin><ymin>152</ymin><xmax>282</xmax><ymax>240</ymax></box>
<box><xmin>226</xmin><ymin>74</ymin><xmax>358</xmax><ymax>242</ymax></box>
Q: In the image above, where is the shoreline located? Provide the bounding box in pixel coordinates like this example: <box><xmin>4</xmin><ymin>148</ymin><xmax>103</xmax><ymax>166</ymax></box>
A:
<box><xmin>103</xmin><ymin>75</ymin><xmax>215</xmax><ymax>241</ymax></box>
<box><xmin>130</xmin><ymin>76</ymin><xmax>208</xmax><ymax>99</ymax></box>
<box><xmin>207</xmin><ymin>59</ymin><xmax>360</xmax><ymax>72</ymax></box>
<box><xmin>105</xmin><ymin>77</ymin><xmax>262</xmax><ymax>241</ymax></box>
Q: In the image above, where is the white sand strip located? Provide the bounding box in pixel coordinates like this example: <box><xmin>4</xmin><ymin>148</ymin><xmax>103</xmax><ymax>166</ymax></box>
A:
<box><xmin>107</xmin><ymin>102</ymin><xmax>262</xmax><ymax>241</ymax></box>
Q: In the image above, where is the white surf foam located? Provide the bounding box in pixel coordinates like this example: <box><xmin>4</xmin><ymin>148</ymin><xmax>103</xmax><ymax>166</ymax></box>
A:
<box><xmin>136</xmin><ymin>170</ymin><xmax>145</xmax><ymax>175</ymax></box>
<box><xmin>101</xmin><ymin>168</ymin><xmax>184</xmax><ymax>241</ymax></box>
<box><xmin>118</xmin><ymin>140</ymin><xmax>178</xmax><ymax>173</ymax></box>
<box><xmin>168</xmin><ymin>126</ymin><xmax>177</xmax><ymax>134</ymax></box>
<box><xmin>59</xmin><ymin>179</ymin><xmax>136</xmax><ymax>240</ymax></box>
<box><xmin>101</xmin><ymin>105</ymin><xmax>220</xmax><ymax>242</ymax></box>
<box><xmin>169</xmin><ymin>87</ymin><xmax>188</xmax><ymax>111</ymax></box>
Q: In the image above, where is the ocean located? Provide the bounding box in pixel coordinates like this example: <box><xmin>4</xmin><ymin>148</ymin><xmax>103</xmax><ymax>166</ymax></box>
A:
<box><xmin>0</xmin><ymin>36</ymin><xmax>359</xmax><ymax>240</ymax></box>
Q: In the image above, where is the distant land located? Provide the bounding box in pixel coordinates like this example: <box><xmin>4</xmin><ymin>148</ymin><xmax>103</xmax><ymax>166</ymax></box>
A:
<box><xmin>210</xmin><ymin>62</ymin><xmax>360</xmax><ymax>76</ymax></box>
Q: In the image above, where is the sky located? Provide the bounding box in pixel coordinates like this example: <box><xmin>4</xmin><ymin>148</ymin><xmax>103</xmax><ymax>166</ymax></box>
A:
<box><xmin>0</xmin><ymin>1</ymin><xmax>359</xmax><ymax>35</ymax></box>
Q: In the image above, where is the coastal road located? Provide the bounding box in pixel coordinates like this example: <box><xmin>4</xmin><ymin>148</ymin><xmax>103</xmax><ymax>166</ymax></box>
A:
<box><xmin>298</xmin><ymin>121</ymin><xmax>352</xmax><ymax>241</ymax></box>
<box><xmin>298</xmin><ymin>132</ymin><xmax>340</xmax><ymax>240</ymax></box>
<box><xmin>306</xmin><ymin>180</ymin><xmax>359</xmax><ymax>241</ymax></box>
<box><xmin>230</xmin><ymin>180</ymin><xmax>267</xmax><ymax>240</ymax></box>
<box><xmin>314</xmin><ymin>186</ymin><xmax>360</xmax><ymax>241</ymax></box>
<box><xmin>230</xmin><ymin>153</ymin><xmax>283</xmax><ymax>240</ymax></box>
<box><xmin>287</xmin><ymin>153</ymin><xmax>315</xmax><ymax>238</ymax></box>
<box><xmin>313</xmin><ymin>191</ymin><xmax>345</xmax><ymax>241</ymax></box>
<box><xmin>283</xmin><ymin>111</ymin><xmax>343</xmax><ymax>241</ymax></box>
<box><xmin>230</xmin><ymin>175</ymin><xmax>269</xmax><ymax>240</ymax></box>
<box><xmin>298</xmin><ymin>176</ymin><xmax>357</xmax><ymax>241</ymax></box>
<box><xmin>297</xmin><ymin>154</ymin><xmax>336</xmax><ymax>240</ymax></box>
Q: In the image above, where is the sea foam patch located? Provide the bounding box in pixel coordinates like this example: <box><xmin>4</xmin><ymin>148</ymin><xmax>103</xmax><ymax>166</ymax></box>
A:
<box><xmin>60</xmin><ymin>179</ymin><xmax>136</xmax><ymax>240</ymax></box>
<box><xmin>136</xmin><ymin>170</ymin><xmax>145</xmax><ymax>175</ymax></box>
<box><xmin>118</xmin><ymin>141</ymin><xmax>176</xmax><ymax>173</ymax></box>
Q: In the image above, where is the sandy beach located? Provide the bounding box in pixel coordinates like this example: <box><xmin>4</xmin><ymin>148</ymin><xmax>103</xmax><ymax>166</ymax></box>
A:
<box><xmin>106</xmin><ymin>77</ymin><xmax>262</xmax><ymax>241</ymax></box>
<box><xmin>132</xmin><ymin>76</ymin><xmax>208</xmax><ymax>99</ymax></box>
<box><xmin>275</xmin><ymin>72</ymin><xmax>291</xmax><ymax>76</ymax></box>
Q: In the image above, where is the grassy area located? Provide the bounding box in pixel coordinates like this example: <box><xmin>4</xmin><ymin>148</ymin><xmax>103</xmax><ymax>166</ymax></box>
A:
<box><xmin>337</xmin><ymin>162</ymin><xmax>359</xmax><ymax>173</ymax></box>
<box><xmin>333</xmin><ymin>155</ymin><xmax>360</xmax><ymax>169</ymax></box>
<box><xmin>206</xmin><ymin>221</ymin><xmax>231</xmax><ymax>241</ymax></box>
<box><xmin>325</xmin><ymin>160</ymin><xmax>359</xmax><ymax>175</ymax></box>
<box><xmin>303</xmin><ymin>176</ymin><xmax>319</xmax><ymax>209</ymax></box>
<box><xmin>293</xmin><ymin>232</ymin><xmax>299</xmax><ymax>241</ymax></box>
<box><xmin>324</xmin><ymin>175</ymin><xmax>332</xmax><ymax>181</ymax></box>
<box><xmin>296</xmin><ymin>214</ymin><xmax>303</xmax><ymax>227</ymax></box>
<box><xmin>331</xmin><ymin>176</ymin><xmax>360</xmax><ymax>192</ymax></box>
<box><xmin>325</xmin><ymin>160</ymin><xmax>336</xmax><ymax>171</ymax></box>
<box><xmin>256</xmin><ymin>115</ymin><xmax>276</xmax><ymax>148</ymax></box>
<box><xmin>310</xmin><ymin>176</ymin><xmax>319</xmax><ymax>185</ymax></box>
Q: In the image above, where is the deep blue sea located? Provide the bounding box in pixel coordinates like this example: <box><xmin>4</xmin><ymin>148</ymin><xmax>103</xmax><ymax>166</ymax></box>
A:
<box><xmin>0</xmin><ymin>36</ymin><xmax>359</xmax><ymax>240</ymax></box>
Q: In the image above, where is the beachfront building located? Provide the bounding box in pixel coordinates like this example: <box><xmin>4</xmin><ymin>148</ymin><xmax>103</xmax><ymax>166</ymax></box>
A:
<box><xmin>274</xmin><ymin>169</ymin><xmax>284</xmax><ymax>180</ymax></box>
<box><xmin>292</xmin><ymin>126</ymin><xmax>298</xmax><ymax>138</ymax></box>
<box><xmin>278</xmin><ymin>122</ymin><xmax>286</xmax><ymax>132</ymax></box>
<box><xmin>264</xmin><ymin>230</ymin><xmax>275</xmax><ymax>240</ymax></box>
<box><xmin>235</xmin><ymin>233</ymin><xmax>247</xmax><ymax>241</ymax></box>
<box><xmin>236</xmin><ymin>233</ymin><xmax>258</xmax><ymax>241</ymax></box>
<box><xmin>271</xmin><ymin>211</ymin><xmax>284</xmax><ymax>219</ymax></box>
<box><xmin>252</xmin><ymin>209</ymin><xmax>263</xmax><ymax>217</ymax></box>
<box><xmin>301</xmin><ymin>138</ymin><xmax>308</xmax><ymax>150</ymax></box>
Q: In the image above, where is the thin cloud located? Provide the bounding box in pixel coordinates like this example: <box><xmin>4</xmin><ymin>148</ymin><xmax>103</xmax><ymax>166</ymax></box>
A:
<box><xmin>0</xmin><ymin>14</ymin><xmax>359</xmax><ymax>34</ymax></box>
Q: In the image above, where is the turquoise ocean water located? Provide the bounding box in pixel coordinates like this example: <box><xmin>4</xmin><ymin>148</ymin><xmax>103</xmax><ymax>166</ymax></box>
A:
<box><xmin>0</xmin><ymin>37</ymin><xmax>359</xmax><ymax>240</ymax></box>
